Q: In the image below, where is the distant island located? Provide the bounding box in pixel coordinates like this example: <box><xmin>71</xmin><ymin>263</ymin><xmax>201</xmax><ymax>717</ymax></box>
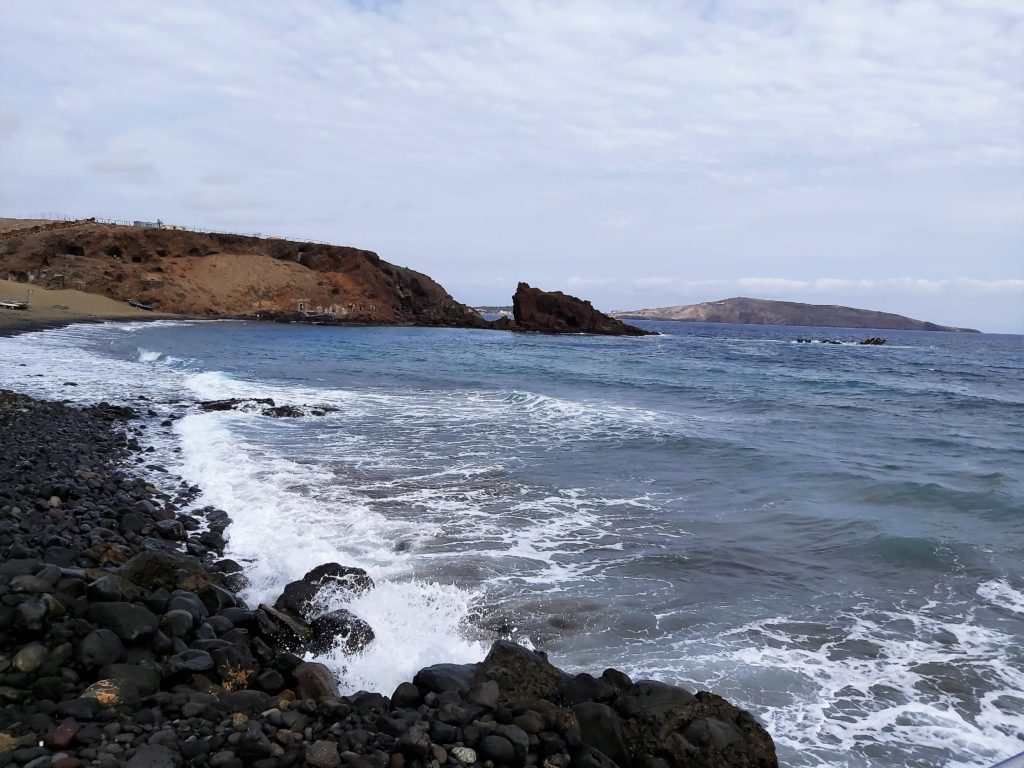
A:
<box><xmin>613</xmin><ymin>297</ymin><xmax>980</xmax><ymax>333</ymax></box>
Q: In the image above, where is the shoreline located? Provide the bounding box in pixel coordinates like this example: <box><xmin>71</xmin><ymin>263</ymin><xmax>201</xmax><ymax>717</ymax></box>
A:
<box><xmin>0</xmin><ymin>388</ymin><xmax>778</xmax><ymax>768</ymax></box>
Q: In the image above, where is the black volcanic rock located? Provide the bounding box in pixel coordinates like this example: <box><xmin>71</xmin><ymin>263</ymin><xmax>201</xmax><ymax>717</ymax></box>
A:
<box><xmin>509</xmin><ymin>282</ymin><xmax>654</xmax><ymax>336</ymax></box>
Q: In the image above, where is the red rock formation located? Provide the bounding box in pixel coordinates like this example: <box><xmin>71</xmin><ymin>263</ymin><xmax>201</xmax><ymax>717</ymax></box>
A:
<box><xmin>0</xmin><ymin>220</ymin><xmax>488</xmax><ymax>328</ymax></box>
<box><xmin>511</xmin><ymin>283</ymin><xmax>654</xmax><ymax>336</ymax></box>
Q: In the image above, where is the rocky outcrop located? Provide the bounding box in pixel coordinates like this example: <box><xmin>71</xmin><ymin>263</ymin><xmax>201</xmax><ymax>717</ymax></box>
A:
<box><xmin>614</xmin><ymin>297</ymin><xmax>979</xmax><ymax>333</ymax></box>
<box><xmin>198</xmin><ymin>397</ymin><xmax>339</xmax><ymax>418</ymax></box>
<box><xmin>509</xmin><ymin>283</ymin><xmax>654</xmax><ymax>336</ymax></box>
<box><xmin>0</xmin><ymin>220</ymin><xmax>489</xmax><ymax>328</ymax></box>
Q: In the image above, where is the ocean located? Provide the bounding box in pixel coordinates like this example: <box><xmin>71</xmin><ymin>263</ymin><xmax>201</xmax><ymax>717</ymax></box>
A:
<box><xmin>1</xmin><ymin>319</ymin><xmax>1021</xmax><ymax>767</ymax></box>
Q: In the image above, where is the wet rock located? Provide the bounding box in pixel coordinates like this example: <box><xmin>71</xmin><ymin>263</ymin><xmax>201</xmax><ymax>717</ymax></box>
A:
<box><xmin>293</xmin><ymin>661</ymin><xmax>340</xmax><ymax>701</ymax></box>
<box><xmin>116</xmin><ymin>550</ymin><xmax>215</xmax><ymax>592</ymax></box>
<box><xmin>474</xmin><ymin>640</ymin><xmax>566</xmax><ymax>707</ymax></box>
<box><xmin>86</xmin><ymin>573</ymin><xmax>134</xmax><ymax>602</ymax></box>
<box><xmin>199</xmin><ymin>398</ymin><xmax>275</xmax><ymax>412</ymax></box>
<box><xmin>163</xmin><ymin>649</ymin><xmax>214</xmax><ymax>676</ymax></box>
<box><xmin>273</xmin><ymin>563</ymin><xmax>374</xmax><ymax>619</ymax></box>
<box><xmin>81</xmin><ymin>678</ymin><xmax>141</xmax><ymax>708</ymax></box>
<box><xmin>563</xmin><ymin>673</ymin><xmax>616</xmax><ymax>705</ymax></box>
<box><xmin>126</xmin><ymin>743</ymin><xmax>181</xmax><ymax>767</ymax></box>
<box><xmin>307</xmin><ymin>608</ymin><xmax>375</xmax><ymax>655</ymax></box>
<box><xmin>615</xmin><ymin>680</ymin><xmax>696</xmax><ymax>719</ymax></box>
<box><xmin>77</xmin><ymin>629</ymin><xmax>126</xmax><ymax>669</ymax></box>
<box><xmin>480</xmin><ymin>734</ymin><xmax>517</xmax><ymax>765</ymax></box>
<box><xmin>88</xmin><ymin>602</ymin><xmax>159</xmax><ymax>642</ymax></box>
<box><xmin>573</xmin><ymin>703</ymin><xmax>629</xmax><ymax>767</ymax></box>
<box><xmin>263</xmin><ymin>405</ymin><xmax>304</xmax><ymax>418</ymax></box>
<box><xmin>414</xmin><ymin>663</ymin><xmax>477</xmax><ymax>695</ymax></box>
<box><xmin>467</xmin><ymin>679</ymin><xmax>500</xmax><ymax>709</ymax></box>
<box><xmin>97</xmin><ymin>664</ymin><xmax>161</xmax><ymax>697</ymax></box>
<box><xmin>390</xmin><ymin>681</ymin><xmax>422</xmax><ymax>709</ymax></box>
<box><xmin>13</xmin><ymin>643</ymin><xmax>49</xmax><ymax>673</ymax></box>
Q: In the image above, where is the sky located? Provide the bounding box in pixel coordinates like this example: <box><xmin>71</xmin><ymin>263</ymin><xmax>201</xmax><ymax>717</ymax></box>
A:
<box><xmin>1</xmin><ymin>1</ymin><xmax>1022</xmax><ymax>332</ymax></box>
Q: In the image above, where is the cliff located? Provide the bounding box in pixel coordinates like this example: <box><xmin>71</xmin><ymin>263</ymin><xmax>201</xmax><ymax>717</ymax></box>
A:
<box><xmin>614</xmin><ymin>297</ymin><xmax>979</xmax><ymax>332</ymax></box>
<box><xmin>0</xmin><ymin>219</ymin><xmax>488</xmax><ymax>328</ymax></box>
<box><xmin>508</xmin><ymin>283</ymin><xmax>655</xmax><ymax>336</ymax></box>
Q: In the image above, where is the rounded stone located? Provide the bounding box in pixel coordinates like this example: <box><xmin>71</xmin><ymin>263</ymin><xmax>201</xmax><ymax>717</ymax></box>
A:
<box><xmin>78</xmin><ymin>629</ymin><xmax>126</xmax><ymax>669</ymax></box>
<box><xmin>14</xmin><ymin>642</ymin><xmax>49</xmax><ymax>673</ymax></box>
<box><xmin>306</xmin><ymin>740</ymin><xmax>341</xmax><ymax>768</ymax></box>
<box><xmin>480</xmin><ymin>735</ymin><xmax>516</xmax><ymax>765</ymax></box>
<box><xmin>451</xmin><ymin>747</ymin><xmax>478</xmax><ymax>764</ymax></box>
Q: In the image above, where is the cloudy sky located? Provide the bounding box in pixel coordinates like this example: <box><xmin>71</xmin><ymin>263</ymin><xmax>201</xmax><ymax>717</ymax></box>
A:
<box><xmin>1</xmin><ymin>1</ymin><xmax>1022</xmax><ymax>331</ymax></box>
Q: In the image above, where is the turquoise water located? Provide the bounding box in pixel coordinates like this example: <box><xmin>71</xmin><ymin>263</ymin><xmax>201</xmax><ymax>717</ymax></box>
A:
<box><xmin>1</xmin><ymin>319</ymin><xmax>1022</xmax><ymax>767</ymax></box>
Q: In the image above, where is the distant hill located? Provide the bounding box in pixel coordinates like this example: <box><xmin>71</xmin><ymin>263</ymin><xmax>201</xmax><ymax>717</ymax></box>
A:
<box><xmin>613</xmin><ymin>297</ymin><xmax>979</xmax><ymax>332</ymax></box>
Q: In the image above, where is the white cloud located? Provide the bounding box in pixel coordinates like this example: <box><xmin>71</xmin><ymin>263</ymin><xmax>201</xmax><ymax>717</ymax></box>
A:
<box><xmin>0</xmin><ymin>0</ymin><xmax>1021</xmax><ymax>330</ymax></box>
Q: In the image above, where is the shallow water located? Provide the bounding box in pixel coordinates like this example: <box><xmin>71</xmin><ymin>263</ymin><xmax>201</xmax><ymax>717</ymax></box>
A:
<box><xmin>1</xmin><ymin>319</ymin><xmax>1022</xmax><ymax>767</ymax></box>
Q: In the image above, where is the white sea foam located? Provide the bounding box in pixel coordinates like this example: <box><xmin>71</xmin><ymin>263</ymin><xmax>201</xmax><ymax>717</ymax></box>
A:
<box><xmin>137</xmin><ymin>347</ymin><xmax>163</xmax><ymax>363</ymax></box>
<box><xmin>170</xmin><ymin>409</ymin><xmax>489</xmax><ymax>688</ymax></box>
<box><xmin>650</xmin><ymin>602</ymin><xmax>1024</xmax><ymax>768</ymax></box>
<box><xmin>978</xmin><ymin>579</ymin><xmax>1024</xmax><ymax>616</ymax></box>
<box><xmin>320</xmin><ymin>580</ymin><xmax>487</xmax><ymax>695</ymax></box>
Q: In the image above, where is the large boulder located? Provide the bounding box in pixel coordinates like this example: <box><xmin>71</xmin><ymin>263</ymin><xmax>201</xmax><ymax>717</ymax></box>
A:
<box><xmin>273</xmin><ymin>563</ymin><xmax>374</xmax><ymax>619</ymax></box>
<box><xmin>413</xmin><ymin>663</ymin><xmax>477</xmax><ymax>696</ymax></box>
<box><xmin>508</xmin><ymin>283</ymin><xmax>654</xmax><ymax>336</ymax></box>
<box><xmin>615</xmin><ymin>682</ymin><xmax>777</xmax><ymax>768</ymax></box>
<box><xmin>473</xmin><ymin>640</ymin><xmax>567</xmax><ymax>708</ymax></box>
<box><xmin>573</xmin><ymin>702</ymin><xmax>630</xmax><ymax>767</ymax></box>
<box><xmin>116</xmin><ymin>550</ymin><xmax>218</xmax><ymax>592</ymax></box>
<box><xmin>307</xmin><ymin>608</ymin><xmax>375</xmax><ymax>655</ymax></box>
<box><xmin>88</xmin><ymin>602</ymin><xmax>159</xmax><ymax>642</ymax></box>
<box><xmin>292</xmin><ymin>661</ymin><xmax>340</xmax><ymax>701</ymax></box>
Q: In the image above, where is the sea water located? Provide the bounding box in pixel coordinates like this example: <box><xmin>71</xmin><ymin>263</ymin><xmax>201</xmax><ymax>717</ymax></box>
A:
<box><xmin>1</xmin><ymin>319</ymin><xmax>1021</xmax><ymax>767</ymax></box>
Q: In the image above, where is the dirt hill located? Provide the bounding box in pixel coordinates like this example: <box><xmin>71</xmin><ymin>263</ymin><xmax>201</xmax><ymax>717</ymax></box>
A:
<box><xmin>614</xmin><ymin>296</ymin><xmax>979</xmax><ymax>332</ymax></box>
<box><xmin>0</xmin><ymin>219</ymin><xmax>487</xmax><ymax>327</ymax></box>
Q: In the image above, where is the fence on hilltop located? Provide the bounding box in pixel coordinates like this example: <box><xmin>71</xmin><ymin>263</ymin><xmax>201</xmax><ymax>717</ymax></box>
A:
<box><xmin>12</xmin><ymin>212</ymin><xmax>338</xmax><ymax>247</ymax></box>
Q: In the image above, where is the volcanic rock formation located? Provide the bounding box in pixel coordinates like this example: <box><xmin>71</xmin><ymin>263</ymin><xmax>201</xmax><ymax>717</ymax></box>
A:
<box><xmin>506</xmin><ymin>283</ymin><xmax>654</xmax><ymax>336</ymax></box>
<box><xmin>0</xmin><ymin>219</ymin><xmax>488</xmax><ymax>327</ymax></box>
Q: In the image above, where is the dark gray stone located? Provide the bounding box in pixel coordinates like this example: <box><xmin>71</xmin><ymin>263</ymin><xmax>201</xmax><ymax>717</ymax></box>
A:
<box><xmin>97</xmin><ymin>663</ymin><xmax>161</xmax><ymax>697</ymax></box>
<box><xmin>573</xmin><ymin>702</ymin><xmax>629</xmax><ymax>767</ymax></box>
<box><xmin>78</xmin><ymin>628</ymin><xmax>126</xmax><ymax>669</ymax></box>
<box><xmin>390</xmin><ymin>681</ymin><xmax>422</xmax><ymax>710</ymax></box>
<box><xmin>615</xmin><ymin>680</ymin><xmax>696</xmax><ymax>719</ymax></box>
<box><xmin>164</xmin><ymin>649</ymin><xmax>214</xmax><ymax>675</ymax></box>
<box><xmin>89</xmin><ymin>601</ymin><xmax>159</xmax><ymax>641</ymax></box>
<box><xmin>413</xmin><ymin>663</ymin><xmax>476</xmax><ymax>695</ymax></box>
<box><xmin>480</xmin><ymin>734</ymin><xmax>516</xmax><ymax>765</ymax></box>
<box><xmin>127</xmin><ymin>743</ymin><xmax>182</xmax><ymax>767</ymax></box>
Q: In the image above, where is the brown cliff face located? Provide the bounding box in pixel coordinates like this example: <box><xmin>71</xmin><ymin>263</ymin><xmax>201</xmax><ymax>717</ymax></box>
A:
<box><xmin>511</xmin><ymin>282</ymin><xmax>654</xmax><ymax>336</ymax></box>
<box><xmin>0</xmin><ymin>220</ymin><xmax>488</xmax><ymax>328</ymax></box>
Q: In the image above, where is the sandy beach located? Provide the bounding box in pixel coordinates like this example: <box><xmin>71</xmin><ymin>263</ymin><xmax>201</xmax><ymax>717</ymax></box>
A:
<box><xmin>0</xmin><ymin>281</ymin><xmax>178</xmax><ymax>336</ymax></box>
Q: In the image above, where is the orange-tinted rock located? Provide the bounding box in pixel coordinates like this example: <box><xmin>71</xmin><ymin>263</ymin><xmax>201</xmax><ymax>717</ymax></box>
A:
<box><xmin>510</xmin><ymin>283</ymin><xmax>654</xmax><ymax>336</ymax></box>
